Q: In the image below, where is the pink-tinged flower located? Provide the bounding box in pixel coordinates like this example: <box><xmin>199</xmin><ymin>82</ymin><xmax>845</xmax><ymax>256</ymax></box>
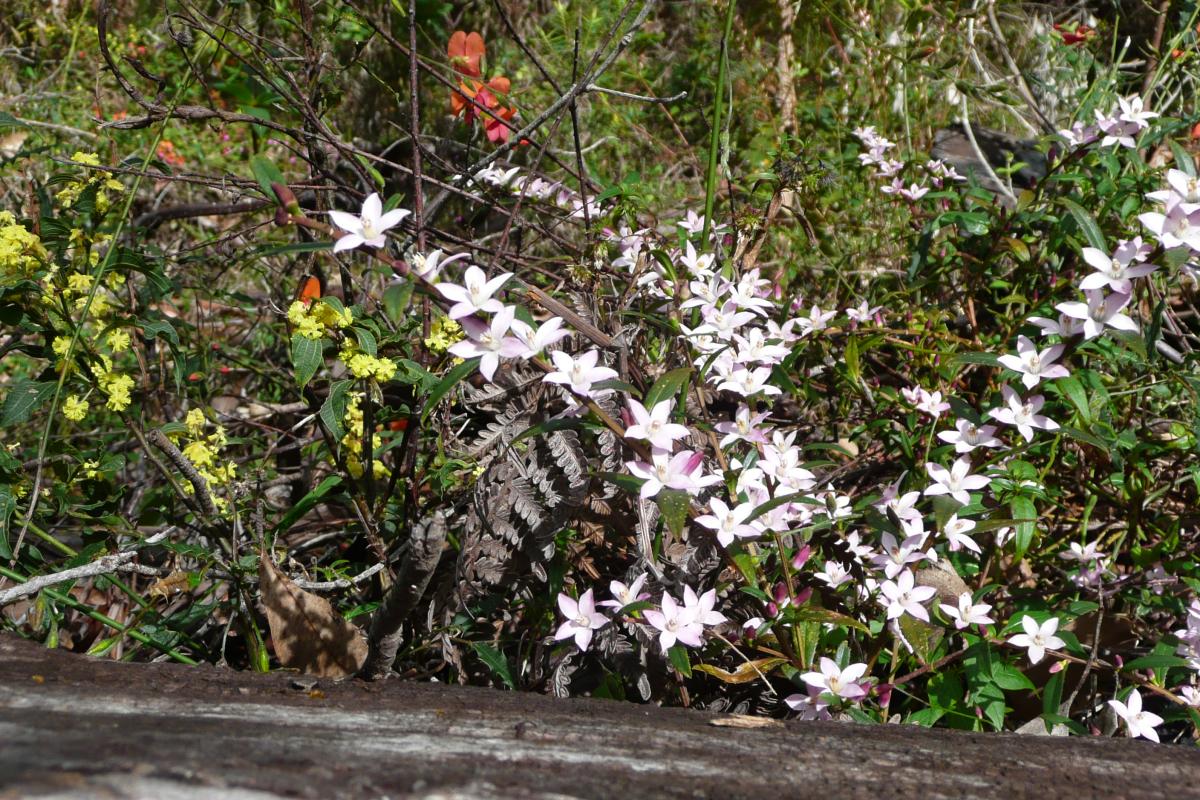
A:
<box><xmin>878</xmin><ymin>569</ymin><xmax>937</xmax><ymax>622</ymax></box>
<box><xmin>329</xmin><ymin>192</ymin><xmax>410</xmax><ymax>252</ymax></box>
<box><xmin>942</xmin><ymin>513</ymin><xmax>981</xmax><ymax>554</ymax></box>
<box><xmin>1060</xmin><ymin>287</ymin><xmax>1142</xmax><ymax>338</ymax></box>
<box><xmin>987</xmin><ymin>386</ymin><xmax>1059</xmax><ymax>442</ymax></box>
<box><xmin>1094</xmin><ymin>95</ymin><xmax>1157</xmax><ymax>149</ymax></box>
<box><xmin>1027</xmin><ymin>313</ymin><xmax>1087</xmax><ymax>339</ymax></box>
<box><xmin>695</xmin><ymin>300</ymin><xmax>758</xmax><ymax>340</ymax></box>
<box><xmin>1139</xmin><ymin>196</ymin><xmax>1200</xmax><ymax>253</ymax></box>
<box><xmin>448</xmin><ymin>306</ymin><xmax>528</xmax><ymax>381</ymax></box>
<box><xmin>1058</xmin><ymin>541</ymin><xmax>1105</xmax><ymax>563</ymax></box>
<box><xmin>845</xmin><ymin>300</ymin><xmax>883</xmax><ymax>324</ymax></box>
<box><xmin>626</xmin><ymin>449</ymin><xmax>722</xmax><ymax>499</ymax></box>
<box><xmin>435</xmin><ymin>265</ymin><xmax>513</xmax><ymax>319</ymax></box>
<box><xmin>998</xmin><ymin>335</ymin><xmax>1070</xmax><ymax>389</ymax></box>
<box><xmin>937</xmin><ymin>418</ymin><xmax>1003</xmax><ymax>453</ymax></box>
<box><xmin>598</xmin><ymin>573</ymin><xmax>649</xmax><ymax>610</ymax></box>
<box><xmin>682</xmin><ymin>585</ymin><xmax>727</xmax><ymax>626</ymax></box>
<box><xmin>1058</xmin><ymin>120</ymin><xmax>1098</xmax><ymax>149</ymax></box>
<box><xmin>677</xmin><ymin>210</ymin><xmax>727</xmax><ymax>238</ymax></box>
<box><xmin>554</xmin><ymin>589</ymin><xmax>608</xmax><ymax>651</ymax></box>
<box><xmin>784</xmin><ymin>685</ymin><xmax>833</xmax><ymax>720</ymax></box>
<box><xmin>624</xmin><ymin>398</ymin><xmax>691</xmax><ymax>451</ymax></box>
<box><xmin>1108</xmin><ymin>689</ymin><xmax>1163</xmax><ymax>742</ymax></box>
<box><xmin>408</xmin><ymin>248</ymin><xmax>470</xmax><ymax>282</ymax></box>
<box><xmin>543</xmin><ymin>349</ymin><xmax>618</xmax><ymax>398</ymax></box>
<box><xmin>875</xmin><ymin>482</ymin><xmax>923</xmax><ymax>523</ymax></box>
<box><xmin>695</xmin><ymin>497</ymin><xmax>761</xmax><ymax>547</ymax></box>
<box><xmin>1079</xmin><ymin>240</ymin><xmax>1157</xmax><ymax>294</ymax></box>
<box><xmin>733</xmin><ymin>328</ymin><xmax>790</xmax><ymax>365</ymax></box>
<box><xmin>902</xmin><ymin>386</ymin><xmax>951</xmax><ymax>418</ymax></box>
<box><xmin>872</xmin><ymin>531</ymin><xmax>931</xmax><ymax>579</ymax></box>
<box><xmin>680</xmin><ymin>275</ymin><xmax>728</xmax><ymax>312</ymax></box>
<box><xmin>507</xmin><ymin>316</ymin><xmax>570</xmax><ymax>359</ymax></box>
<box><xmin>643</xmin><ymin>592</ymin><xmax>704</xmax><ymax>652</ymax></box>
<box><xmin>801</xmin><ymin>657</ymin><xmax>869</xmax><ymax>700</ymax></box>
<box><xmin>924</xmin><ymin>457</ymin><xmax>991</xmax><ymax>505</ymax></box>
<box><xmin>815</xmin><ymin>560</ymin><xmax>853</xmax><ymax>589</ymax></box>
<box><xmin>716</xmin><ymin>366</ymin><xmax>782</xmax><ymax>398</ymax></box>
<box><xmin>794</xmin><ymin>305</ymin><xmax>837</xmax><ymax>337</ymax></box>
<box><xmin>939</xmin><ymin>591</ymin><xmax>994</xmax><ymax>630</ymax></box>
<box><xmin>714</xmin><ymin>405</ymin><xmax>772</xmax><ymax>448</ymax></box>
<box><xmin>1179</xmin><ymin>685</ymin><xmax>1200</xmax><ymax>709</ymax></box>
<box><xmin>1146</xmin><ymin>168</ymin><xmax>1200</xmax><ymax>209</ymax></box>
<box><xmin>678</xmin><ymin>240</ymin><xmax>717</xmax><ymax>279</ymax></box>
<box><xmin>1007</xmin><ymin>615</ymin><xmax>1065</xmax><ymax>665</ymax></box>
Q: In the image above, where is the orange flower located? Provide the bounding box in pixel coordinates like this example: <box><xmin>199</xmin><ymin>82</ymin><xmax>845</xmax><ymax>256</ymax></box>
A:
<box><xmin>484</xmin><ymin>104</ymin><xmax>517</xmax><ymax>143</ymax></box>
<box><xmin>448</xmin><ymin>30</ymin><xmax>485</xmax><ymax>78</ymax></box>
<box><xmin>1052</xmin><ymin>23</ymin><xmax>1095</xmax><ymax>46</ymax></box>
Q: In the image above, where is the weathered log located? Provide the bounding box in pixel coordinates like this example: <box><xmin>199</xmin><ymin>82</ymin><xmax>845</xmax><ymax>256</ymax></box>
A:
<box><xmin>0</xmin><ymin>634</ymin><xmax>1195</xmax><ymax>799</ymax></box>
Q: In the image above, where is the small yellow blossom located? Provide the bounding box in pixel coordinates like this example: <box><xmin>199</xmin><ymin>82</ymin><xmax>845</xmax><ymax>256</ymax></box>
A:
<box><xmin>99</xmin><ymin>371</ymin><xmax>134</xmax><ymax>411</ymax></box>
<box><xmin>424</xmin><ymin>315</ymin><xmax>463</xmax><ymax>354</ymax></box>
<box><xmin>52</xmin><ymin>336</ymin><xmax>74</xmax><ymax>358</ymax></box>
<box><xmin>71</xmin><ymin>151</ymin><xmax>101</xmax><ymax>167</ymax></box>
<box><xmin>66</xmin><ymin>272</ymin><xmax>94</xmax><ymax>294</ymax></box>
<box><xmin>182</xmin><ymin>440</ymin><xmax>216</xmax><ymax>470</ymax></box>
<box><xmin>81</xmin><ymin>460</ymin><xmax>101</xmax><ymax>479</ymax></box>
<box><xmin>107</xmin><ymin>329</ymin><xmax>131</xmax><ymax>353</ymax></box>
<box><xmin>0</xmin><ymin>219</ymin><xmax>46</xmax><ymax>280</ymax></box>
<box><xmin>185</xmin><ymin>408</ymin><xmax>206</xmax><ymax>436</ymax></box>
<box><xmin>63</xmin><ymin>395</ymin><xmax>89</xmax><ymax>422</ymax></box>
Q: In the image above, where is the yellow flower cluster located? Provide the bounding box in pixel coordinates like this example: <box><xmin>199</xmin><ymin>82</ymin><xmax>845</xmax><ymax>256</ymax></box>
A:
<box><xmin>98</xmin><ymin>368</ymin><xmax>134</xmax><ymax>411</ymax></box>
<box><xmin>55</xmin><ymin>152</ymin><xmax>125</xmax><ymax>214</ymax></box>
<box><xmin>173</xmin><ymin>408</ymin><xmax>236</xmax><ymax>512</ymax></box>
<box><xmin>287</xmin><ymin>298</ymin><xmax>353</xmax><ymax>340</ymax></box>
<box><xmin>339</xmin><ymin>340</ymin><xmax>397</xmax><ymax>382</ymax></box>
<box><xmin>0</xmin><ymin>211</ymin><xmax>47</xmax><ymax>283</ymax></box>
<box><xmin>424</xmin><ymin>315</ymin><xmax>463</xmax><ymax>354</ymax></box>
<box><xmin>341</xmin><ymin>394</ymin><xmax>390</xmax><ymax>480</ymax></box>
<box><xmin>63</xmin><ymin>394</ymin><xmax>89</xmax><ymax>422</ymax></box>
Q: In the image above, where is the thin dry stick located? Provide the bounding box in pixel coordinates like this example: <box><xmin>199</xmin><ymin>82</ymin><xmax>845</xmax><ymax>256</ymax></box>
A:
<box><xmin>0</xmin><ymin>553</ymin><xmax>160</xmax><ymax>607</ymax></box>
<box><xmin>148</xmin><ymin>428</ymin><xmax>221</xmax><ymax>520</ymax></box>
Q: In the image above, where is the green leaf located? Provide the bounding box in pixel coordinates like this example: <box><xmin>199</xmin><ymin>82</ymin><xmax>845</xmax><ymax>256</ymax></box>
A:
<box><xmin>0</xmin><ymin>486</ymin><xmax>14</xmax><ymax>559</ymax></box>
<box><xmin>352</xmin><ymin>326</ymin><xmax>377</xmax><ymax>357</ymax></box>
<box><xmin>596</xmin><ymin>471</ymin><xmax>646</xmax><ymax>496</ymax></box>
<box><xmin>420</xmin><ymin>358</ymin><xmax>477</xmax><ymax>424</ymax></box>
<box><xmin>643</xmin><ymin>368</ymin><xmax>692</xmax><ymax>409</ymax></box>
<box><xmin>1120</xmin><ymin>654</ymin><xmax>1193</xmax><ymax>671</ymax></box>
<box><xmin>947</xmin><ymin>351</ymin><xmax>1001</xmax><ymax>369</ymax></box>
<box><xmin>899</xmin><ymin>615</ymin><xmax>944</xmax><ymax>666</ymax></box>
<box><xmin>1009</xmin><ymin>496</ymin><xmax>1037</xmax><ymax>562</ymax></box>
<box><xmin>1042</xmin><ymin>668</ymin><xmax>1064</xmax><ymax>717</ymax></box>
<box><xmin>290</xmin><ymin>334</ymin><xmax>324</xmax><ymax>388</ymax></box>
<box><xmin>656</xmin><ymin>489</ymin><xmax>690</xmax><ymax>542</ymax></box>
<box><xmin>510</xmin><ymin>416</ymin><xmax>595</xmax><ymax>446</ymax></box>
<box><xmin>667</xmin><ymin>644</ymin><xmax>692</xmax><ymax>677</ymax></box>
<box><xmin>250</xmin><ymin>156</ymin><xmax>287</xmax><ymax>200</ymax></box>
<box><xmin>1059</xmin><ymin>198</ymin><xmax>1107</xmax><ymax>251</ymax></box>
<box><xmin>319</xmin><ymin>380</ymin><xmax>354</xmax><ymax>440</ymax></box>
<box><xmin>140</xmin><ymin>319</ymin><xmax>180</xmax><ymax>347</ymax></box>
<box><xmin>1</xmin><ymin>380</ymin><xmax>57</xmax><ymax>427</ymax></box>
<box><xmin>790</xmin><ymin>604</ymin><xmax>869</xmax><ymax>634</ymax></box>
<box><xmin>1052</xmin><ymin>376</ymin><xmax>1091</xmax><ymax>424</ymax></box>
<box><xmin>470</xmin><ymin>642</ymin><xmax>515</xmax><ymax>689</ymax></box>
<box><xmin>382</xmin><ymin>281</ymin><xmax>413</xmax><ymax>322</ymax></box>
<box><xmin>990</xmin><ymin>661</ymin><xmax>1035</xmax><ymax>691</ymax></box>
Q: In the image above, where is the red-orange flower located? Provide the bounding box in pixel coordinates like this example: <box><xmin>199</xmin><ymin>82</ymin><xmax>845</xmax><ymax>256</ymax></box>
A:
<box><xmin>1052</xmin><ymin>23</ymin><xmax>1095</xmax><ymax>46</ymax></box>
<box><xmin>448</xmin><ymin>30</ymin><xmax>485</xmax><ymax>78</ymax></box>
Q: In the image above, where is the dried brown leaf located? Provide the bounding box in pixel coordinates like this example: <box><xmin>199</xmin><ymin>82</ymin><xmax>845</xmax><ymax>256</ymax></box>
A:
<box><xmin>258</xmin><ymin>550</ymin><xmax>367</xmax><ymax>678</ymax></box>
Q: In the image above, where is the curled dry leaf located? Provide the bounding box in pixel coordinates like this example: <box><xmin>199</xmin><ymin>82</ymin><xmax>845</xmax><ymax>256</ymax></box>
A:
<box><xmin>258</xmin><ymin>549</ymin><xmax>367</xmax><ymax>678</ymax></box>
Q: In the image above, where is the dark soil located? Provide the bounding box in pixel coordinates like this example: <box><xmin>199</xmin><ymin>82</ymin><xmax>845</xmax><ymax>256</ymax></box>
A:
<box><xmin>0</xmin><ymin>634</ymin><xmax>1196</xmax><ymax>799</ymax></box>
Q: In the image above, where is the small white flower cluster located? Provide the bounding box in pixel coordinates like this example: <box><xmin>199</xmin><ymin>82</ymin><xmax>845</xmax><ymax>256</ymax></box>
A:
<box><xmin>469</xmin><ymin>164</ymin><xmax>605</xmax><ymax>220</ymax></box>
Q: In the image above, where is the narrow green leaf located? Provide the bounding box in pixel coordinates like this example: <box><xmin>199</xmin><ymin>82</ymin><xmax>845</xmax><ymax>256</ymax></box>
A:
<box><xmin>1120</xmin><ymin>654</ymin><xmax>1192</xmax><ymax>671</ymax></box>
<box><xmin>1010</xmin><ymin>496</ymin><xmax>1037</xmax><ymax>562</ymax></box>
<box><xmin>470</xmin><ymin>642</ymin><xmax>515</xmax><ymax>689</ymax></box>
<box><xmin>643</xmin><ymin>367</ymin><xmax>693</xmax><ymax>409</ymax></box>
<box><xmin>250</xmin><ymin>156</ymin><xmax>287</xmax><ymax>200</ymax></box>
<box><xmin>1059</xmin><ymin>198</ymin><xmax>1107</xmax><ymax>251</ymax></box>
<box><xmin>1052</xmin><ymin>376</ymin><xmax>1091</xmax><ymax>424</ymax></box>
<box><xmin>420</xmin><ymin>358</ymin><xmax>477</xmax><ymax>424</ymax></box>
<box><xmin>667</xmin><ymin>644</ymin><xmax>692</xmax><ymax>677</ymax></box>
